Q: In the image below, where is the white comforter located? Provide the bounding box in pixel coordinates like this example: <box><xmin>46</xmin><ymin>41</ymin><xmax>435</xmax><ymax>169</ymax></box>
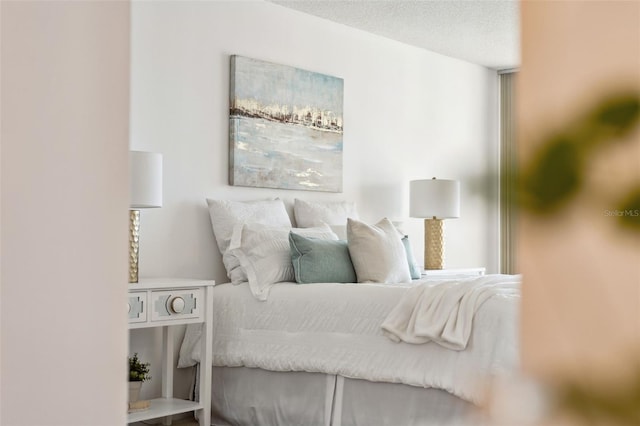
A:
<box><xmin>178</xmin><ymin>274</ymin><xmax>520</xmax><ymax>404</ymax></box>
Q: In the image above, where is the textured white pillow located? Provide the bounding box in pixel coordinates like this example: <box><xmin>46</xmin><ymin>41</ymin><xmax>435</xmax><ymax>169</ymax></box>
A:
<box><xmin>347</xmin><ymin>217</ymin><xmax>411</xmax><ymax>284</ymax></box>
<box><xmin>294</xmin><ymin>199</ymin><xmax>359</xmax><ymax>227</ymax></box>
<box><xmin>206</xmin><ymin>199</ymin><xmax>292</xmax><ymax>284</ymax></box>
<box><xmin>229</xmin><ymin>223</ymin><xmax>338</xmax><ymax>301</ymax></box>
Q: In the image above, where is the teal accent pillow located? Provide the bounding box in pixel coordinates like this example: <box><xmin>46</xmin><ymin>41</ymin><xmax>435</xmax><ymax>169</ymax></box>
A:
<box><xmin>289</xmin><ymin>232</ymin><xmax>357</xmax><ymax>283</ymax></box>
<box><xmin>401</xmin><ymin>236</ymin><xmax>422</xmax><ymax>280</ymax></box>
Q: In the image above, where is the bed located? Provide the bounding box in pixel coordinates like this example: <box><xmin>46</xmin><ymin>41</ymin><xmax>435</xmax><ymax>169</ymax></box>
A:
<box><xmin>176</xmin><ymin>198</ymin><xmax>521</xmax><ymax>425</ymax></box>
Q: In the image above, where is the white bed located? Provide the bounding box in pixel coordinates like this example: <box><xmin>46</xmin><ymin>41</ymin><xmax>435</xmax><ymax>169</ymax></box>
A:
<box><xmin>178</xmin><ymin>276</ymin><xmax>520</xmax><ymax>426</ymax></box>
<box><xmin>180</xmin><ymin>198</ymin><xmax>521</xmax><ymax>425</ymax></box>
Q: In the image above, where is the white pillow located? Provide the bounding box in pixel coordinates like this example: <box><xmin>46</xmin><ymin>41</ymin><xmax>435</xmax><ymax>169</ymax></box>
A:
<box><xmin>294</xmin><ymin>199</ymin><xmax>359</xmax><ymax>228</ymax></box>
<box><xmin>206</xmin><ymin>198</ymin><xmax>292</xmax><ymax>284</ymax></box>
<box><xmin>328</xmin><ymin>224</ymin><xmax>347</xmax><ymax>240</ymax></box>
<box><xmin>347</xmin><ymin>217</ymin><xmax>411</xmax><ymax>284</ymax></box>
<box><xmin>229</xmin><ymin>223</ymin><xmax>338</xmax><ymax>301</ymax></box>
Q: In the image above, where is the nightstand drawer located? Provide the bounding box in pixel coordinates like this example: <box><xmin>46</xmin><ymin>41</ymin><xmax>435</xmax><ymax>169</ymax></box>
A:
<box><xmin>128</xmin><ymin>292</ymin><xmax>147</xmax><ymax>323</ymax></box>
<box><xmin>150</xmin><ymin>288</ymin><xmax>203</xmax><ymax>322</ymax></box>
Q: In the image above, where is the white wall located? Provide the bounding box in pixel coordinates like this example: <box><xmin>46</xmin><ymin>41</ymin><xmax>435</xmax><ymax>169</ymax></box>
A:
<box><xmin>131</xmin><ymin>0</ymin><xmax>499</xmax><ymax>278</ymax></box>
<box><xmin>1</xmin><ymin>1</ymin><xmax>130</xmax><ymax>425</ymax></box>
<box><xmin>130</xmin><ymin>0</ymin><xmax>499</xmax><ymax>399</ymax></box>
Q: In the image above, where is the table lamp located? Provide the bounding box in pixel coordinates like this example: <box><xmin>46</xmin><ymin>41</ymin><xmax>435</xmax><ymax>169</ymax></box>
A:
<box><xmin>129</xmin><ymin>151</ymin><xmax>162</xmax><ymax>283</ymax></box>
<box><xmin>410</xmin><ymin>178</ymin><xmax>460</xmax><ymax>270</ymax></box>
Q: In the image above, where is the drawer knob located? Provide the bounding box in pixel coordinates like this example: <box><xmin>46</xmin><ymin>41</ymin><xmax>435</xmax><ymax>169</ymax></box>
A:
<box><xmin>127</xmin><ymin>303</ymin><xmax>131</xmax><ymax>313</ymax></box>
<box><xmin>169</xmin><ymin>296</ymin><xmax>185</xmax><ymax>314</ymax></box>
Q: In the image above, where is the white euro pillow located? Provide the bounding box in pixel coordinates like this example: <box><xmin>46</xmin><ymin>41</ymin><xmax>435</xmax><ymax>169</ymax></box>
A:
<box><xmin>206</xmin><ymin>198</ymin><xmax>292</xmax><ymax>284</ymax></box>
<box><xmin>294</xmin><ymin>198</ymin><xmax>359</xmax><ymax>228</ymax></box>
<box><xmin>347</xmin><ymin>217</ymin><xmax>412</xmax><ymax>284</ymax></box>
<box><xmin>229</xmin><ymin>223</ymin><xmax>338</xmax><ymax>301</ymax></box>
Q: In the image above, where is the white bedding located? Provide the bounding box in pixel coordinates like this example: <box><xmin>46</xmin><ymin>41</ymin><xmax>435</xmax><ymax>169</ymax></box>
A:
<box><xmin>178</xmin><ymin>274</ymin><xmax>520</xmax><ymax>404</ymax></box>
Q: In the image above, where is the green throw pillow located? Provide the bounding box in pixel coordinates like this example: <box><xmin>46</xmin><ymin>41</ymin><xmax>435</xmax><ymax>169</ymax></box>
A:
<box><xmin>401</xmin><ymin>235</ymin><xmax>422</xmax><ymax>279</ymax></box>
<box><xmin>289</xmin><ymin>232</ymin><xmax>357</xmax><ymax>283</ymax></box>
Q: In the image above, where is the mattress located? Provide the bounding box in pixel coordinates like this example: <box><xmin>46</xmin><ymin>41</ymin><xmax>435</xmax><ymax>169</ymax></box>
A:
<box><xmin>178</xmin><ymin>276</ymin><xmax>520</xmax><ymax>404</ymax></box>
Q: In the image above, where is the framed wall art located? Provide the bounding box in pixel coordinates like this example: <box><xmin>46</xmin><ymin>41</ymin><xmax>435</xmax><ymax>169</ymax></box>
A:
<box><xmin>229</xmin><ymin>55</ymin><xmax>344</xmax><ymax>192</ymax></box>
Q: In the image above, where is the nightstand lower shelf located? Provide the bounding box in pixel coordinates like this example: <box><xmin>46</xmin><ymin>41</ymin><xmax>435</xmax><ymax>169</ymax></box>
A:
<box><xmin>127</xmin><ymin>397</ymin><xmax>203</xmax><ymax>423</ymax></box>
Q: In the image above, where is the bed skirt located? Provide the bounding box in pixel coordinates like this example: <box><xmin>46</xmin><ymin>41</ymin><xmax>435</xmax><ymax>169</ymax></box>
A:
<box><xmin>201</xmin><ymin>366</ymin><xmax>479</xmax><ymax>426</ymax></box>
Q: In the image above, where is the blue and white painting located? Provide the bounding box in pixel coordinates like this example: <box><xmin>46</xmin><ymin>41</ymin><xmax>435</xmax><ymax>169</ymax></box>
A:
<box><xmin>229</xmin><ymin>55</ymin><xmax>344</xmax><ymax>192</ymax></box>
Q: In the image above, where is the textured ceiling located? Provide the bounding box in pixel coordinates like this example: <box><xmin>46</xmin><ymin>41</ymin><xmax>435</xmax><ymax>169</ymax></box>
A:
<box><xmin>269</xmin><ymin>0</ymin><xmax>520</xmax><ymax>70</ymax></box>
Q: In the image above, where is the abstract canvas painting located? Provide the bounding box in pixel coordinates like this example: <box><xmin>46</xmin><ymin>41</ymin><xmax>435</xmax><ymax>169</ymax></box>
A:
<box><xmin>229</xmin><ymin>55</ymin><xmax>344</xmax><ymax>192</ymax></box>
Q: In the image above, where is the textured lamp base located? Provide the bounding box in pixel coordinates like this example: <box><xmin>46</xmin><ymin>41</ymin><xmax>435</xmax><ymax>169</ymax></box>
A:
<box><xmin>424</xmin><ymin>218</ymin><xmax>444</xmax><ymax>270</ymax></box>
<box><xmin>129</xmin><ymin>210</ymin><xmax>140</xmax><ymax>283</ymax></box>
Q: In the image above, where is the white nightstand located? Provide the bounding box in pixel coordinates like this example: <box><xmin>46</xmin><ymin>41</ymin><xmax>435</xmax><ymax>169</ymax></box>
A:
<box><xmin>421</xmin><ymin>267</ymin><xmax>486</xmax><ymax>280</ymax></box>
<box><xmin>127</xmin><ymin>278</ymin><xmax>214</xmax><ymax>426</ymax></box>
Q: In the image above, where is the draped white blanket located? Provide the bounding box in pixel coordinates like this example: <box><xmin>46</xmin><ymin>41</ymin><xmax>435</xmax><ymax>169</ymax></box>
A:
<box><xmin>382</xmin><ymin>274</ymin><xmax>521</xmax><ymax>350</ymax></box>
<box><xmin>178</xmin><ymin>276</ymin><xmax>521</xmax><ymax>404</ymax></box>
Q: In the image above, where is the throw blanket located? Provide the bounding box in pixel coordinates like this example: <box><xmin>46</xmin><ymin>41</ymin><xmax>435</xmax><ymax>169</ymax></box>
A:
<box><xmin>382</xmin><ymin>274</ymin><xmax>521</xmax><ymax>350</ymax></box>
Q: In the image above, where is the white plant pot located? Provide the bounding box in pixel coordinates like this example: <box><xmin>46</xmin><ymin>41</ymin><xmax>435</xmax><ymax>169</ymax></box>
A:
<box><xmin>128</xmin><ymin>381</ymin><xmax>142</xmax><ymax>403</ymax></box>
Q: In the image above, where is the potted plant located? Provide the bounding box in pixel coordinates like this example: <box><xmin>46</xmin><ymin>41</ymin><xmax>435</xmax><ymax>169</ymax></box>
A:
<box><xmin>128</xmin><ymin>353</ymin><xmax>151</xmax><ymax>403</ymax></box>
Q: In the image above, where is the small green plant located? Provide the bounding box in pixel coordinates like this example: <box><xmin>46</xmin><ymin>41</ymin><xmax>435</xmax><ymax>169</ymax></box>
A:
<box><xmin>128</xmin><ymin>353</ymin><xmax>151</xmax><ymax>382</ymax></box>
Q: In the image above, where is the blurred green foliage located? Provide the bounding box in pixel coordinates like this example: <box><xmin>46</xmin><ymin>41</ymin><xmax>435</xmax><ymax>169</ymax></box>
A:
<box><xmin>617</xmin><ymin>186</ymin><xmax>640</xmax><ymax>230</ymax></box>
<box><xmin>517</xmin><ymin>90</ymin><xmax>640</xmax><ymax>424</ymax></box>
<box><xmin>518</xmin><ymin>91</ymin><xmax>640</xmax><ymax>231</ymax></box>
<box><xmin>555</xmin><ymin>365</ymin><xmax>640</xmax><ymax>425</ymax></box>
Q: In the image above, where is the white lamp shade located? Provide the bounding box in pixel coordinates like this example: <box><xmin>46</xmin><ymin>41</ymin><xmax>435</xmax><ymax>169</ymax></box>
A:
<box><xmin>410</xmin><ymin>179</ymin><xmax>460</xmax><ymax>219</ymax></box>
<box><xmin>130</xmin><ymin>151</ymin><xmax>163</xmax><ymax>208</ymax></box>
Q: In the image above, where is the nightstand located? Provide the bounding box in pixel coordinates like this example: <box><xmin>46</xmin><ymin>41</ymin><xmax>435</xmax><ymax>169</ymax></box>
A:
<box><xmin>421</xmin><ymin>267</ymin><xmax>486</xmax><ymax>280</ymax></box>
<box><xmin>127</xmin><ymin>278</ymin><xmax>214</xmax><ymax>426</ymax></box>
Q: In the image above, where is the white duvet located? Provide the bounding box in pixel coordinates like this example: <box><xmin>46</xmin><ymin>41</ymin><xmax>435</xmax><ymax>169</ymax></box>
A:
<box><xmin>178</xmin><ymin>274</ymin><xmax>521</xmax><ymax>404</ymax></box>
